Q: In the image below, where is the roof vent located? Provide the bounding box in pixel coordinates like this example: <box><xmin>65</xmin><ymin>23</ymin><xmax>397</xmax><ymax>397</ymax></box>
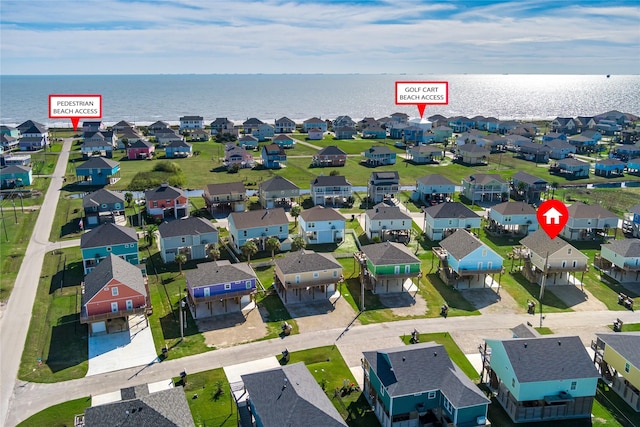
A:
<box><xmin>524</xmin><ymin>343</ymin><xmax>528</xmax><ymax>348</ymax></box>
<box><xmin>161</xmin><ymin>182</ymin><xmax>169</xmax><ymax>187</ymax></box>
<box><xmin>433</xmin><ymin>352</ymin><xmax>437</xmax><ymax>357</ymax></box>
<box><xmin>402</xmin><ymin>357</ymin><xmax>406</xmax><ymax>362</ymax></box>
<box><xmin>558</xmin><ymin>340</ymin><xmax>562</xmax><ymax>346</ymax></box>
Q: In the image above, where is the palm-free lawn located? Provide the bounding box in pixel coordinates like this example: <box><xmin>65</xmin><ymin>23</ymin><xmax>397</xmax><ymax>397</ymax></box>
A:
<box><xmin>49</xmin><ymin>191</ymin><xmax>84</xmax><ymax>241</ymax></box>
<box><xmin>286</xmin><ymin>346</ymin><xmax>378</xmax><ymax>427</ymax></box>
<box><xmin>18</xmin><ymin>248</ymin><xmax>88</xmax><ymax>382</ymax></box>
<box><xmin>178</xmin><ymin>367</ymin><xmax>237</xmax><ymax>426</ymax></box>
<box><xmin>0</xmin><ymin>207</ymin><xmax>40</xmax><ymax>303</ymax></box>
<box><xmin>16</xmin><ymin>396</ymin><xmax>91</xmax><ymax>427</ymax></box>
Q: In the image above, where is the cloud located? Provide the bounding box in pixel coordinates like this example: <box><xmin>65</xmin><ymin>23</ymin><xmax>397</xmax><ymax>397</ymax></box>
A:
<box><xmin>1</xmin><ymin>0</ymin><xmax>638</xmax><ymax>74</ymax></box>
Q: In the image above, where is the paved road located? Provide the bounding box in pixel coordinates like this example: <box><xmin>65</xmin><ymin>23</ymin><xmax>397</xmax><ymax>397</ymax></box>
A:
<box><xmin>6</xmin><ymin>309</ymin><xmax>639</xmax><ymax>426</ymax></box>
<box><xmin>0</xmin><ymin>138</ymin><xmax>73</xmax><ymax>426</ymax></box>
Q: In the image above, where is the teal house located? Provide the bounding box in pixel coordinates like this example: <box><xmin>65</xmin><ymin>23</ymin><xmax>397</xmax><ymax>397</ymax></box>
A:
<box><xmin>484</xmin><ymin>336</ymin><xmax>599</xmax><ymax>424</ymax></box>
<box><xmin>363</xmin><ymin>342</ymin><xmax>489</xmax><ymax>427</ymax></box>
<box><xmin>436</xmin><ymin>229</ymin><xmax>503</xmax><ymax>288</ymax></box>
<box><xmin>80</xmin><ymin>223</ymin><xmax>139</xmax><ymax>274</ymax></box>
<box><xmin>594</xmin><ymin>158</ymin><xmax>625</xmax><ymax>177</ymax></box>
<box><xmin>75</xmin><ymin>156</ymin><xmax>121</xmax><ymax>186</ymax></box>
<box><xmin>0</xmin><ymin>165</ymin><xmax>32</xmax><ymax>188</ymax></box>
<box><xmin>358</xmin><ymin>241</ymin><xmax>421</xmax><ymax>294</ymax></box>
<box><xmin>627</xmin><ymin>157</ymin><xmax>640</xmax><ymax>174</ymax></box>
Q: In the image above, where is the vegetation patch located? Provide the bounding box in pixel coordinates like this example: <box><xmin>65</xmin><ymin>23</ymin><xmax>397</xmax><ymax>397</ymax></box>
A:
<box><xmin>17</xmin><ymin>396</ymin><xmax>91</xmax><ymax>427</ymax></box>
<box><xmin>129</xmin><ymin>160</ymin><xmax>186</xmax><ymax>190</ymax></box>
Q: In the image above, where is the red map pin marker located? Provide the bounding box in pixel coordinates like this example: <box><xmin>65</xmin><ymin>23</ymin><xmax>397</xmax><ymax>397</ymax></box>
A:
<box><xmin>537</xmin><ymin>199</ymin><xmax>569</xmax><ymax>239</ymax></box>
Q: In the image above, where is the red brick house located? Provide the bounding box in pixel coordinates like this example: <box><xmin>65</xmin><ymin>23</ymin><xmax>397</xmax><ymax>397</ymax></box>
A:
<box><xmin>127</xmin><ymin>140</ymin><xmax>155</xmax><ymax>160</ymax></box>
<box><xmin>80</xmin><ymin>254</ymin><xmax>150</xmax><ymax>336</ymax></box>
<box><xmin>145</xmin><ymin>183</ymin><xmax>189</xmax><ymax>219</ymax></box>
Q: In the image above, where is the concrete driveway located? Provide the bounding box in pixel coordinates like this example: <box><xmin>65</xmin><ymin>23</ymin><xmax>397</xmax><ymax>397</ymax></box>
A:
<box><xmin>87</xmin><ymin>315</ymin><xmax>158</xmax><ymax>376</ymax></box>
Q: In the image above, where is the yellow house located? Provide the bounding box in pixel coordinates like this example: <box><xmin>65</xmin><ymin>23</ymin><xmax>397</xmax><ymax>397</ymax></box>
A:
<box><xmin>594</xmin><ymin>333</ymin><xmax>640</xmax><ymax>412</ymax></box>
<box><xmin>274</xmin><ymin>250</ymin><xmax>342</xmax><ymax>303</ymax></box>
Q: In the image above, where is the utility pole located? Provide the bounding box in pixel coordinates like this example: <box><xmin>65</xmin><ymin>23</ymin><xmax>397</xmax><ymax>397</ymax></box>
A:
<box><xmin>539</xmin><ymin>251</ymin><xmax>549</xmax><ymax>328</ymax></box>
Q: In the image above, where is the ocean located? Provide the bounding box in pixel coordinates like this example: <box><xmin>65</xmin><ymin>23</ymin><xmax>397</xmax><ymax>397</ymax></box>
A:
<box><xmin>1</xmin><ymin>74</ymin><xmax>639</xmax><ymax>127</ymax></box>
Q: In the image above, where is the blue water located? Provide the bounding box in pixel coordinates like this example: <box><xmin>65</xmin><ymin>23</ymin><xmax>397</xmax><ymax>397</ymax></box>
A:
<box><xmin>1</xmin><ymin>74</ymin><xmax>638</xmax><ymax>127</ymax></box>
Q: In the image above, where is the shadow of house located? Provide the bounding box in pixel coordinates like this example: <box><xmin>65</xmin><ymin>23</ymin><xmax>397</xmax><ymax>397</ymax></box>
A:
<box><xmin>47</xmin><ymin>313</ymin><xmax>87</xmax><ymax>373</ymax></box>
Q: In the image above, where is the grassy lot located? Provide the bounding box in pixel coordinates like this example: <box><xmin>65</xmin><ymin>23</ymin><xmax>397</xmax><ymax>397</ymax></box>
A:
<box><xmin>16</xmin><ymin>396</ymin><xmax>91</xmax><ymax>427</ymax></box>
<box><xmin>557</xmin><ymin>187</ymin><xmax>640</xmax><ymax>217</ymax></box>
<box><xmin>178</xmin><ymin>367</ymin><xmax>237</xmax><ymax>427</ymax></box>
<box><xmin>608</xmin><ymin>322</ymin><xmax>640</xmax><ymax>332</ymax></box>
<box><xmin>18</xmin><ymin>247</ymin><xmax>88</xmax><ymax>383</ymax></box>
<box><xmin>400</xmin><ymin>332</ymin><xmax>480</xmax><ymax>381</ymax></box>
<box><xmin>49</xmin><ymin>191</ymin><xmax>85</xmax><ymax>241</ymax></box>
<box><xmin>596</xmin><ymin>379</ymin><xmax>640</xmax><ymax>427</ymax></box>
<box><xmin>0</xmin><ymin>207</ymin><xmax>40</xmax><ymax>303</ymax></box>
<box><xmin>534</xmin><ymin>327</ymin><xmax>554</xmax><ymax>335</ymax></box>
<box><xmin>286</xmin><ymin>346</ymin><xmax>378</xmax><ymax>427</ymax></box>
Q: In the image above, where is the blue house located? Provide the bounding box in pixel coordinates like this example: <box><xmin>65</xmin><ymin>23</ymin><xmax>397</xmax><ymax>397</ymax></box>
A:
<box><xmin>595</xmin><ymin>158</ymin><xmax>625</xmax><ymax>177</ymax></box>
<box><xmin>261</xmin><ymin>143</ymin><xmax>286</xmax><ymax>168</ymax></box>
<box><xmin>238</xmin><ymin>134</ymin><xmax>259</xmax><ymax>150</ymax></box>
<box><xmin>271</xmin><ymin>134</ymin><xmax>295</xmax><ymax>149</ymax></box>
<box><xmin>80</xmin><ymin>223</ymin><xmax>139</xmax><ymax>274</ymax></box>
<box><xmin>227</xmin><ymin>208</ymin><xmax>290</xmax><ymax>254</ymax></box>
<box><xmin>298</xmin><ymin>206</ymin><xmax>345</xmax><ymax>245</ymax></box>
<box><xmin>551</xmin><ymin>158</ymin><xmax>590</xmax><ymax>178</ymax></box>
<box><xmin>165</xmin><ymin>140</ymin><xmax>193</xmax><ymax>158</ymax></box>
<box><xmin>544</xmin><ymin>139</ymin><xmax>576</xmax><ymax>159</ymax></box>
<box><xmin>413</xmin><ymin>174</ymin><xmax>456</xmax><ymax>203</ymax></box>
<box><xmin>75</xmin><ymin>156</ymin><xmax>121</xmax><ymax>186</ymax></box>
<box><xmin>158</xmin><ymin>217</ymin><xmax>218</xmax><ymax>263</ymax></box>
<box><xmin>362</xmin><ymin>126</ymin><xmax>387</xmax><ymax>139</ymax></box>
<box><xmin>542</xmin><ymin>132</ymin><xmax>567</xmax><ymax>143</ymax></box>
<box><xmin>81</xmin><ymin>139</ymin><xmax>114</xmax><ymax>159</ymax></box>
<box><xmin>185</xmin><ymin>260</ymin><xmax>257</xmax><ymax>318</ymax></box>
<box><xmin>402</xmin><ymin>126</ymin><xmax>436</xmax><ymax>145</ymax></box>
<box><xmin>364</xmin><ymin>145</ymin><xmax>396</xmax><ymax>166</ymax></box>
<box><xmin>82</xmin><ymin>188</ymin><xmax>126</xmax><ymax>228</ymax></box>
<box><xmin>436</xmin><ymin>229</ymin><xmax>503</xmax><ymax>288</ymax></box>
<box><xmin>303</xmin><ymin>117</ymin><xmax>327</xmax><ymax>133</ymax></box>
<box><xmin>363</xmin><ymin>342</ymin><xmax>490</xmax><ymax>427</ymax></box>
<box><xmin>626</xmin><ymin>157</ymin><xmax>640</xmax><ymax>174</ymax></box>
<box><xmin>568</xmin><ymin>134</ymin><xmax>598</xmax><ymax>153</ymax></box>
<box><xmin>610</xmin><ymin>144</ymin><xmax>640</xmax><ymax>161</ymax></box>
<box><xmin>484</xmin><ymin>336</ymin><xmax>599</xmax><ymax>424</ymax></box>
<box><xmin>0</xmin><ymin>165</ymin><xmax>32</xmax><ymax>188</ymax></box>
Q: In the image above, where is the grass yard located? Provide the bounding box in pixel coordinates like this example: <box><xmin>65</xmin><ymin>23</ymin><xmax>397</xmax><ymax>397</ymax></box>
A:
<box><xmin>178</xmin><ymin>367</ymin><xmax>237</xmax><ymax>427</ymax></box>
<box><xmin>608</xmin><ymin>322</ymin><xmax>640</xmax><ymax>332</ymax></box>
<box><xmin>49</xmin><ymin>191</ymin><xmax>85</xmax><ymax>241</ymax></box>
<box><xmin>286</xmin><ymin>346</ymin><xmax>378</xmax><ymax>427</ymax></box>
<box><xmin>0</xmin><ymin>207</ymin><xmax>40</xmax><ymax>303</ymax></box>
<box><xmin>18</xmin><ymin>248</ymin><xmax>88</xmax><ymax>383</ymax></box>
<box><xmin>16</xmin><ymin>396</ymin><xmax>91</xmax><ymax>427</ymax></box>
<box><xmin>400</xmin><ymin>332</ymin><xmax>480</xmax><ymax>381</ymax></box>
<box><xmin>595</xmin><ymin>379</ymin><xmax>640</xmax><ymax>427</ymax></box>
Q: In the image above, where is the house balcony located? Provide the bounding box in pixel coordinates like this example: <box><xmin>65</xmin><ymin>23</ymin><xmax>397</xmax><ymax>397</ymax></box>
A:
<box><xmin>80</xmin><ymin>305</ymin><xmax>150</xmax><ymax>324</ymax></box>
<box><xmin>189</xmin><ymin>288</ymin><xmax>256</xmax><ymax>304</ymax></box>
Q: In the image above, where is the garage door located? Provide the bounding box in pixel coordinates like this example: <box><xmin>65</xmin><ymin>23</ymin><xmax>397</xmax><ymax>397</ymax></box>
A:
<box><xmin>92</xmin><ymin>321</ymin><xmax>106</xmax><ymax>335</ymax></box>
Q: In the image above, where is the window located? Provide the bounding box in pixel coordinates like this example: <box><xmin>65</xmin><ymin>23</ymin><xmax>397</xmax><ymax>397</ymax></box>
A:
<box><xmin>482</xmin><ymin>249</ymin><xmax>487</xmax><ymax>257</ymax></box>
<box><xmin>443</xmin><ymin>397</ymin><xmax>452</xmax><ymax>413</ymax></box>
<box><xmin>568</xmin><ymin>248</ymin><xmax>572</xmax><ymax>255</ymax></box>
<box><xmin>572</xmin><ymin>260</ymin><xmax>577</xmax><ymax>268</ymax></box>
<box><xmin>181</xmin><ymin>237</ymin><xmax>186</xmax><ymax>243</ymax></box>
<box><xmin>245</xmin><ymin>281</ymin><xmax>252</xmax><ymax>289</ymax></box>
<box><xmin>106</xmin><ymin>246</ymin><xmax>112</xmax><ymax>252</ymax></box>
<box><xmin>405</xmin><ymin>265</ymin><xmax>411</xmax><ymax>274</ymax></box>
<box><xmin>562</xmin><ymin>260</ymin><xmax>567</xmax><ymax>268</ymax></box>
<box><xmin>111</xmin><ymin>287</ymin><xmax>119</xmax><ymax>296</ymax></box>
<box><xmin>279</xmin><ymin>226</ymin><xmax>283</xmax><ymax>233</ymax></box>
<box><xmin>204</xmin><ymin>288</ymin><xmax>210</xmax><ymax>297</ymax></box>
<box><xmin>380</xmin><ymin>385</ymin><xmax>385</xmax><ymax>396</ymax></box>
<box><xmin>313</xmin><ymin>272</ymin><xmax>319</xmax><ymax>278</ymax></box>
<box><xmin>428</xmin><ymin>391</ymin><xmax>436</xmax><ymax>399</ymax></box>
<box><xmin>243</xmin><ymin>230</ymin><xmax>247</xmax><ymax>237</ymax></box>
<box><xmin>166</xmin><ymin>199</ymin><xmax>171</xmax><ymax>204</ymax></box>
<box><xmin>394</xmin><ymin>266</ymin><xmax>400</xmax><ymax>274</ymax></box>
<box><xmin>570</xmin><ymin>381</ymin><xmax>577</xmax><ymax>390</ymax></box>
<box><xmin>512</xmin><ymin>378</ymin><xmax>516</xmax><ymax>387</ymax></box>
<box><xmin>625</xmin><ymin>363</ymin><xmax>631</xmax><ymax>373</ymax></box>
<box><xmin>224</xmin><ymin>283</ymin><xmax>232</xmax><ymax>290</ymax></box>
<box><xmin>333</xmin><ymin>270</ymin><xmax>338</xmax><ymax>277</ymax></box>
<box><xmin>153</xmin><ymin>201</ymin><xmax>158</xmax><ymax>208</ymax></box>
<box><xmin>295</xmin><ymin>275</ymin><xmax>301</xmax><ymax>284</ymax></box>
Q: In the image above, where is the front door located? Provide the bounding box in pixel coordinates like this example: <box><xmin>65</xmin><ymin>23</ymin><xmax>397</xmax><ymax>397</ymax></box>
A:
<box><xmin>111</xmin><ymin>302</ymin><xmax>118</xmax><ymax>312</ymax></box>
<box><xmin>204</xmin><ymin>287</ymin><xmax>210</xmax><ymax>297</ymax></box>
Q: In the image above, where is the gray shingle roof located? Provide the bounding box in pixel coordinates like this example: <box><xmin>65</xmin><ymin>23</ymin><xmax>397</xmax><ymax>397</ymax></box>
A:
<box><xmin>464</xmin><ymin>173</ymin><xmax>507</xmax><ymax>185</ymax></box>
<box><xmin>186</xmin><ymin>260</ymin><xmax>256</xmax><ymax>287</ymax></box>
<box><xmin>596</xmin><ymin>333</ymin><xmax>640</xmax><ymax>369</ymax></box>
<box><xmin>205</xmin><ymin>181</ymin><xmax>246</xmax><ymax>196</ymax></box>
<box><xmin>439</xmin><ymin>229</ymin><xmax>485</xmax><ymax>260</ymax></box>
<box><xmin>316</xmin><ymin>146</ymin><xmax>346</xmax><ymax>156</ymax></box>
<box><xmin>145</xmin><ymin>184</ymin><xmax>185</xmax><ymax>201</ymax></box>
<box><xmin>601</xmin><ymin>239</ymin><xmax>640</xmax><ymax>257</ymax></box>
<box><xmin>366</xmin><ymin>204</ymin><xmax>412</xmax><ymax>221</ymax></box>
<box><xmin>370</xmin><ymin>171</ymin><xmax>399</xmax><ymax>181</ymax></box>
<box><xmin>491</xmin><ymin>201</ymin><xmax>536</xmax><ymax>216</ymax></box>
<box><xmin>299</xmin><ymin>206</ymin><xmax>344</xmax><ymax>222</ymax></box>
<box><xmin>82</xmin><ymin>189</ymin><xmax>125</xmax><ymax>209</ymax></box>
<box><xmin>493</xmin><ymin>336</ymin><xmax>599</xmax><ymax>383</ymax></box>
<box><xmin>363</xmin><ymin>342</ymin><xmax>489</xmax><ymax>408</ymax></box>
<box><xmin>424</xmin><ymin>202</ymin><xmax>479</xmax><ymax>220</ymax></box>
<box><xmin>458</xmin><ymin>144</ymin><xmax>489</xmax><ymax>153</ymax></box>
<box><xmin>243</xmin><ymin>117</ymin><xmax>264</xmax><ymax>125</ymax></box>
<box><xmin>0</xmin><ymin>165</ymin><xmax>31</xmax><ymax>174</ymax></box>
<box><xmin>259</xmin><ymin>176</ymin><xmax>299</xmax><ymax>192</ymax></box>
<box><xmin>361</xmin><ymin>242</ymin><xmax>420</xmax><ymax>266</ymax></box>
<box><xmin>82</xmin><ymin>254</ymin><xmax>146</xmax><ymax>305</ymax></box>
<box><xmin>596</xmin><ymin>158</ymin><xmax>625</xmax><ymax>166</ymax></box>
<box><xmin>275</xmin><ymin>250</ymin><xmax>341</xmax><ymax>275</ymax></box>
<box><xmin>567</xmin><ymin>202</ymin><xmax>617</xmax><ymax>219</ymax></box>
<box><xmin>83</xmin><ymin>385</ymin><xmax>194</xmax><ymax>427</ymax></box>
<box><xmin>416</xmin><ymin>174</ymin><xmax>456</xmax><ymax>187</ymax></box>
<box><xmin>273</xmin><ymin>134</ymin><xmax>294</xmax><ymax>142</ymax></box>
<box><xmin>241</xmin><ymin>362</ymin><xmax>347</xmax><ymax>427</ymax></box>
<box><xmin>80</xmin><ymin>223</ymin><xmax>138</xmax><ymax>248</ymax></box>
<box><xmin>559</xmin><ymin>157</ymin><xmax>588</xmax><ymax>167</ymax></box>
<box><xmin>76</xmin><ymin>156</ymin><xmax>119</xmax><ymax>170</ymax></box>
<box><xmin>311</xmin><ymin>175</ymin><xmax>351</xmax><ymax>187</ymax></box>
<box><xmin>158</xmin><ymin>217</ymin><xmax>217</xmax><ymax>239</ymax></box>
<box><xmin>520</xmin><ymin>229</ymin><xmax>572</xmax><ymax>257</ymax></box>
<box><xmin>167</xmin><ymin>140</ymin><xmax>192</xmax><ymax>148</ymax></box>
<box><xmin>128</xmin><ymin>139</ymin><xmax>154</xmax><ymax>149</ymax></box>
<box><xmin>229</xmin><ymin>208</ymin><xmax>288</xmax><ymax>230</ymax></box>
<box><xmin>367</xmin><ymin>145</ymin><xmax>393</xmax><ymax>155</ymax></box>
<box><xmin>512</xmin><ymin>171</ymin><xmax>547</xmax><ymax>185</ymax></box>
<box><xmin>629</xmin><ymin>204</ymin><xmax>640</xmax><ymax>215</ymax></box>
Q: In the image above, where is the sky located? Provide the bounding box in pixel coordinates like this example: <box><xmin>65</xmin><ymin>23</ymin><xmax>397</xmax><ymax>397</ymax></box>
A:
<box><xmin>1</xmin><ymin>0</ymin><xmax>639</xmax><ymax>75</ymax></box>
